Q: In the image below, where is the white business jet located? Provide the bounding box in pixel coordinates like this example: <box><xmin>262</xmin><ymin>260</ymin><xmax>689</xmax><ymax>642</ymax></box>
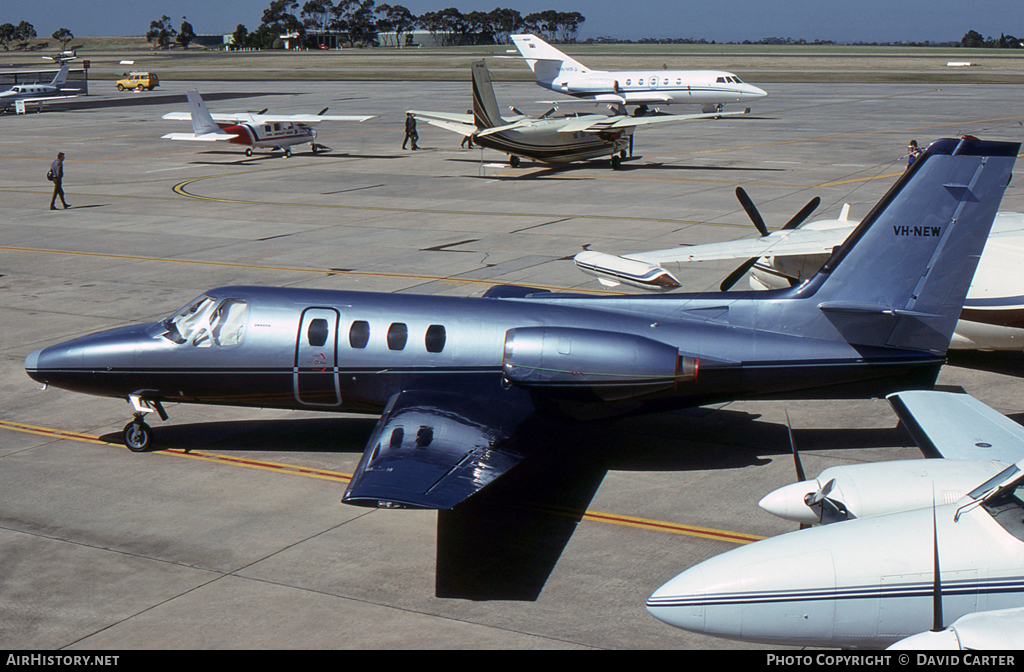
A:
<box><xmin>162</xmin><ymin>89</ymin><xmax>373</xmax><ymax>157</ymax></box>
<box><xmin>510</xmin><ymin>33</ymin><xmax>767</xmax><ymax>113</ymax></box>
<box><xmin>647</xmin><ymin>390</ymin><xmax>1024</xmax><ymax>649</ymax></box>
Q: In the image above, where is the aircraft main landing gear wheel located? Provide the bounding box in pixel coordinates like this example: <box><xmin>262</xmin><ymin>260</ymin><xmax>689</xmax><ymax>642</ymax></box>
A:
<box><xmin>284</xmin><ymin>148</ymin><xmax>292</xmax><ymax>158</ymax></box>
<box><xmin>611</xmin><ymin>155</ymin><xmax>622</xmax><ymax>170</ymax></box>
<box><xmin>245</xmin><ymin>148</ymin><xmax>253</xmax><ymax>157</ymax></box>
<box><xmin>123</xmin><ymin>418</ymin><xmax>153</xmax><ymax>452</ymax></box>
<box><xmin>509</xmin><ymin>155</ymin><xmax>520</xmax><ymax>168</ymax></box>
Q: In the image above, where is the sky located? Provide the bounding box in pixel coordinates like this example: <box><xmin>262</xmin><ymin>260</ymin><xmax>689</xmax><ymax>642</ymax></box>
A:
<box><xmin>2</xmin><ymin>0</ymin><xmax>1021</xmax><ymax>45</ymax></box>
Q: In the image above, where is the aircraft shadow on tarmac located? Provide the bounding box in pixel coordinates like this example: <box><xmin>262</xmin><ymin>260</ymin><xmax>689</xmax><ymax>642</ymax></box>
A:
<box><xmin>97</xmin><ymin>407</ymin><xmax>913</xmax><ymax>601</ymax></box>
<box><xmin>946</xmin><ymin>350</ymin><xmax>1024</xmax><ymax>379</ymax></box>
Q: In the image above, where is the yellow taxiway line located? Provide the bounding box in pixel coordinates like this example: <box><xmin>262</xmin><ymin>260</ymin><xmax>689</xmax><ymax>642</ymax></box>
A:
<box><xmin>0</xmin><ymin>418</ymin><xmax>765</xmax><ymax>545</ymax></box>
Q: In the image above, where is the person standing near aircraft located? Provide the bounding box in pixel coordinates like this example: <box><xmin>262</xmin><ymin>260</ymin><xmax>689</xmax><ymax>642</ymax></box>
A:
<box><xmin>460</xmin><ymin>110</ymin><xmax>474</xmax><ymax>149</ymax></box>
<box><xmin>402</xmin><ymin>112</ymin><xmax>419</xmax><ymax>150</ymax></box>
<box><xmin>48</xmin><ymin>152</ymin><xmax>69</xmax><ymax>210</ymax></box>
<box><xmin>907</xmin><ymin>139</ymin><xmax>922</xmax><ymax>168</ymax></box>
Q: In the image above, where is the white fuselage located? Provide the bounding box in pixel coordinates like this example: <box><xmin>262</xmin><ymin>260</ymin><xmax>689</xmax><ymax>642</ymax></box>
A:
<box><xmin>549</xmin><ymin>69</ymin><xmax>768</xmax><ymax>107</ymax></box>
<box><xmin>647</xmin><ymin>500</ymin><xmax>1024</xmax><ymax>648</ymax></box>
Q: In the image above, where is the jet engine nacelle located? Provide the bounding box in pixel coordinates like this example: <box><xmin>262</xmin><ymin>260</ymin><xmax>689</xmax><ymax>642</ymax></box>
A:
<box><xmin>758</xmin><ymin>459</ymin><xmax>1008</xmax><ymax>525</ymax></box>
<box><xmin>568</xmin><ymin>78</ymin><xmax>618</xmax><ymax>94</ymax></box>
<box><xmin>502</xmin><ymin>327</ymin><xmax>697</xmax><ymax>401</ymax></box>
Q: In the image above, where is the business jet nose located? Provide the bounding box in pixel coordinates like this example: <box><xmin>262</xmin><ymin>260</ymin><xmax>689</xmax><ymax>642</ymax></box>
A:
<box><xmin>758</xmin><ymin>480</ymin><xmax>820</xmax><ymax>524</ymax></box>
<box><xmin>646</xmin><ymin>565</ymin><xmax>707</xmax><ymax>632</ymax></box>
<box><xmin>24</xmin><ymin>348</ymin><xmax>42</xmax><ymax>379</ymax></box>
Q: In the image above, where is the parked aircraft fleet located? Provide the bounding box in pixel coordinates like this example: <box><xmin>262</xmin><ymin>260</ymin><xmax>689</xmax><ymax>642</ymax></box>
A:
<box><xmin>12</xmin><ymin>37</ymin><xmax>1024</xmax><ymax>650</ymax></box>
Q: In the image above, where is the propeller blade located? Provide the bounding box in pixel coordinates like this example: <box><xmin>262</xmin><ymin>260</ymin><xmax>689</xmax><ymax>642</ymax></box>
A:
<box><xmin>735</xmin><ymin>187</ymin><xmax>769</xmax><ymax>237</ymax></box>
<box><xmin>719</xmin><ymin>257</ymin><xmax>758</xmax><ymax>291</ymax></box>
<box><xmin>256</xmin><ymin>108</ymin><xmax>268</xmax><ymax>115</ymax></box>
<box><xmin>317</xmin><ymin>107</ymin><xmax>329</xmax><ymax>116</ymax></box>
<box><xmin>932</xmin><ymin>494</ymin><xmax>944</xmax><ymax>632</ymax></box>
<box><xmin>782</xmin><ymin>196</ymin><xmax>821</xmax><ymax>230</ymax></box>
<box><xmin>809</xmin><ymin>478</ymin><xmax>835</xmax><ymax>506</ymax></box>
<box><xmin>785</xmin><ymin>410</ymin><xmax>806</xmax><ymax>482</ymax></box>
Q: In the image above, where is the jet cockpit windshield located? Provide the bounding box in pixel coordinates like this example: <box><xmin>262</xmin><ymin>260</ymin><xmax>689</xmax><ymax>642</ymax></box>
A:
<box><xmin>161</xmin><ymin>295</ymin><xmax>248</xmax><ymax>347</ymax></box>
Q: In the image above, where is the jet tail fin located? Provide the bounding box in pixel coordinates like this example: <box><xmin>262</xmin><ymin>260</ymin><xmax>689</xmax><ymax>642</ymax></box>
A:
<box><xmin>511</xmin><ymin>34</ymin><xmax>588</xmax><ymax>82</ymax></box>
<box><xmin>50</xmin><ymin>63</ymin><xmax>69</xmax><ymax>88</ymax></box>
<box><xmin>471</xmin><ymin>60</ymin><xmax>505</xmax><ymax>129</ymax></box>
<box><xmin>810</xmin><ymin>136</ymin><xmax>1018</xmax><ymax>352</ymax></box>
<box><xmin>185</xmin><ymin>89</ymin><xmax>227</xmax><ymax>137</ymax></box>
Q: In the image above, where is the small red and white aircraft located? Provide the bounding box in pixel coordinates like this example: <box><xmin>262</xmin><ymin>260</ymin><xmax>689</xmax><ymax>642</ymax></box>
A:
<box><xmin>162</xmin><ymin>89</ymin><xmax>374</xmax><ymax>157</ymax></box>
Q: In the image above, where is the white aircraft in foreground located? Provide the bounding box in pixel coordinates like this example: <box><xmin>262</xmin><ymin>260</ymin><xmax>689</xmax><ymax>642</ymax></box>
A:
<box><xmin>510</xmin><ymin>33</ymin><xmax>767</xmax><ymax>113</ymax></box>
<box><xmin>162</xmin><ymin>89</ymin><xmax>374</xmax><ymax>157</ymax></box>
<box><xmin>0</xmin><ymin>63</ymin><xmax>78</xmax><ymax>112</ymax></box>
<box><xmin>646</xmin><ymin>390</ymin><xmax>1024</xmax><ymax>649</ymax></box>
<box><xmin>412</xmin><ymin>60</ymin><xmax>749</xmax><ymax>169</ymax></box>
<box><xmin>575</xmin><ymin>182</ymin><xmax>1024</xmax><ymax>351</ymax></box>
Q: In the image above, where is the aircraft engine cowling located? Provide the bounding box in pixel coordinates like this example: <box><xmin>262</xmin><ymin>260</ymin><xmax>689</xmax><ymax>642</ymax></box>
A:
<box><xmin>570</xmin><ymin>78</ymin><xmax>618</xmax><ymax>94</ymax></box>
<box><xmin>502</xmin><ymin>327</ymin><xmax>697</xmax><ymax>401</ymax></box>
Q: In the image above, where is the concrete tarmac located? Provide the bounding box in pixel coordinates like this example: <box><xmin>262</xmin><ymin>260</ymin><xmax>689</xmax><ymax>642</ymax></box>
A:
<box><xmin>2</xmin><ymin>80</ymin><xmax>1023</xmax><ymax>650</ymax></box>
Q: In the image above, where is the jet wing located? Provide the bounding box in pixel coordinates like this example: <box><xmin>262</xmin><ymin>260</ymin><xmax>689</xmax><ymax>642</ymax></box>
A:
<box><xmin>887</xmin><ymin>391</ymin><xmax>1024</xmax><ymax>462</ymax></box>
<box><xmin>566</xmin><ymin>108</ymin><xmax>751</xmax><ymax>134</ymax></box>
<box><xmin>342</xmin><ymin>389</ymin><xmax>536</xmax><ymax>509</ymax></box>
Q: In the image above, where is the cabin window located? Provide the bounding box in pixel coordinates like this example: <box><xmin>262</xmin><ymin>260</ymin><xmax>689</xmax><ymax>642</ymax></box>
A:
<box><xmin>387</xmin><ymin>323</ymin><xmax>408</xmax><ymax>351</ymax></box>
<box><xmin>425</xmin><ymin>325</ymin><xmax>446</xmax><ymax>353</ymax></box>
<box><xmin>307</xmin><ymin>318</ymin><xmax>329</xmax><ymax>347</ymax></box>
<box><xmin>676</xmin><ymin>78</ymin><xmax>682</xmax><ymax>85</ymax></box>
<box><xmin>625</xmin><ymin>79</ymin><xmax>631</xmax><ymax>86</ymax></box>
<box><xmin>349</xmin><ymin>320</ymin><xmax>370</xmax><ymax>348</ymax></box>
<box><xmin>716</xmin><ymin>77</ymin><xmax>726</xmax><ymax>83</ymax></box>
<box><xmin>638</xmin><ymin>78</ymin><xmax>644</xmax><ymax>85</ymax></box>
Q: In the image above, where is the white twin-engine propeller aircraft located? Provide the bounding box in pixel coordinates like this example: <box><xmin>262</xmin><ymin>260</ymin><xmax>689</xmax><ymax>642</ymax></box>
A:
<box><xmin>162</xmin><ymin>89</ymin><xmax>374</xmax><ymax>157</ymax></box>
<box><xmin>575</xmin><ymin>180</ymin><xmax>1024</xmax><ymax>351</ymax></box>
<box><xmin>648</xmin><ymin>390</ymin><xmax>1024</xmax><ymax>649</ymax></box>
<box><xmin>510</xmin><ymin>33</ymin><xmax>767</xmax><ymax>113</ymax></box>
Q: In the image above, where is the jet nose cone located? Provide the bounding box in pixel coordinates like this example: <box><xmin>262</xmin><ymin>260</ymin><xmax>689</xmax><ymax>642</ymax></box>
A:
<box><xmin>25</xmin><ymin>348</ymin><xmax>41</xmax><ymax>372</ymax></box>
<box><xmin>750</xmin><ymin>85</ymin><xmax>768</xmax><ymax>99</ymax></box>
<box><xmin>646</xmin><ymin>565</ymin><xmax>706</xmax><ymax>632</ymax></box>
<box><xmin>758</xmin><ymin>480</ymin><xmax>820</xmax><ymax>524</ymax></box>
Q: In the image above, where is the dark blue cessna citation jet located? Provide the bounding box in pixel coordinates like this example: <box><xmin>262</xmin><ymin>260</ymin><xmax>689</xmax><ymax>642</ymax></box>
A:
<box><xmin>25</xmin><ymin>137</ymin><xmax>1018</xmax><ymax>510</ymax></box>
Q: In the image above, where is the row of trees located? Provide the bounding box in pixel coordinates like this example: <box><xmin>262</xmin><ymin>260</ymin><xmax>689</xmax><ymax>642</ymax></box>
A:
<box><xmin>0</xmin><ymin>21</ymin><xmax>75</xmax><ymax>51</ymax></box>
<box><xmin>225</xmin><ymin>2</ymin><xmax>586</xmax><ymax>49</ymax></box>
<box><xmin>147</xmin><ymin>16</ymin><xmax>197</xmax><ymax>49</ymax></box>
<box><xmin>961</xmin><ymin>30</ymin><xmax>1023</xmax><ymax>48</ymax></box>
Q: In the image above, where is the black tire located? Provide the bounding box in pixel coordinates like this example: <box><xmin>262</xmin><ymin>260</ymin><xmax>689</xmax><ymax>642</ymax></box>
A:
<box><xmin>509</xmin><ymin>155</ymin><xmax>520</xmax><ymax>168</ymax></box>
<box><xmin>284</xmin><ymin>148</ymin><xmax>292</xmax><ymax>158</ymax></box>
<box><xmin>245</xmin><ymin>148</ymin><xmax>253</xmax><ymax>157</ymax></box>
<box><xmin>117</xmin><ymin>84</ymin><xmax>124</xmax><ymax>91</ymax></box>
<box><xmin>123</xmin><ymin>421</ymin><xmax>152</xmax><ymax>452</ymax></box>
<box><xmin>611</xmin><ymin>155</ymin><xmax>622</xmax><ymax>170</ymax></box>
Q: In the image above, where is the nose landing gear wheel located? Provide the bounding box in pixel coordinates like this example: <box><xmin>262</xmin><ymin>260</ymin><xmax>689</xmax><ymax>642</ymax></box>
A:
<box><xmin>123</xmin><ymin>419</ymin><xmax>153</xmax><ymax>452</ymax></box>
<box><xmin>245</xmin><ymin>148</ymin><xmax>253</xmax><ymax>157</ymax></box>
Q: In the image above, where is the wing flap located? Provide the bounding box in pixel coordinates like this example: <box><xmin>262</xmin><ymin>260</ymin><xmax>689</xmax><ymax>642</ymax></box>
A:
<box><xmin>342</xmin><ymin>389</ymin><xmax>535</xmax><ymax>509</ymax></box>
<box><xmin>888</xmin><ymin>391</ymin><xmax>1024</xmax><ymax>461</ymax></box>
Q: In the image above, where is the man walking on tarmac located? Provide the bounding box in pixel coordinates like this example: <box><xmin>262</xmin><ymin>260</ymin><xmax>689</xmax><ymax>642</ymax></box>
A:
<box><xmin>402</xmin><ymin>112</ymin><xmax>419</xmax><ymax>150</ymax></box>
<box><xmin>48</xmin><ymin>152</ymin><xmax>70</xmax><ymax>210</ymax></box>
